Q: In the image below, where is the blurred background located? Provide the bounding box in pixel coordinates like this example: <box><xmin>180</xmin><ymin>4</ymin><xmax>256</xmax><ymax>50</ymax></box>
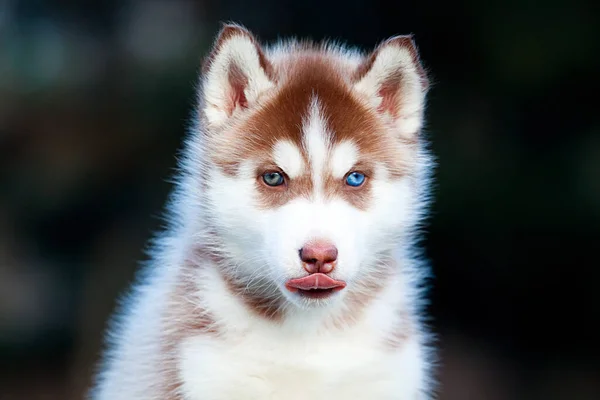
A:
<box><xmin>1</xmin><ymin>0</ymin><xmax>599</xmax><ymax>399</ymax></box>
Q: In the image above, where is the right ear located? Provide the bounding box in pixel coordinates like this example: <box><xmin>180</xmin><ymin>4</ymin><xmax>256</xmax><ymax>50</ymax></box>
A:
<box><xmin>201</xmin><ymin>24</ymin><xmax>275</xmax><ymax>128</ymax></box>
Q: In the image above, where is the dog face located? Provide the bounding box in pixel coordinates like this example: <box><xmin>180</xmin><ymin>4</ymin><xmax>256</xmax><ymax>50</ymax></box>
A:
<box><xmin>199</xmin><ymin>25</ymin><xmax>429</xmax><ymax>309</ymax></box>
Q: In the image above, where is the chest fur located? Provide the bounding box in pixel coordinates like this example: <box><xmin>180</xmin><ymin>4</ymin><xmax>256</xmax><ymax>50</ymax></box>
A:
<box><xmin>177</xmin><ymin>331</ymin><xmax>424</xmax><ymax>400</ymax></box>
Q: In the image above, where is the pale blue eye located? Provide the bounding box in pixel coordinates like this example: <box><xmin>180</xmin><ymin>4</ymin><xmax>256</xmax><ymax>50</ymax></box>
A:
<box><xmin>263</xmin><ymin>171</ymin><xmax>285</xmax><ymax>186</ymax></box>
<box><xmin>345</xmin><ymin>172</ymin><xmax>365</xmax><ymax>187</ymax></box>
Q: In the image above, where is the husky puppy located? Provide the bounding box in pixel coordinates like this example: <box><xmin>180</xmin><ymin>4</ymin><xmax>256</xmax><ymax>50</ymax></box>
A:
<box><xmin>90</xmin><ymin>23</ymin><xmax>435</xmax><ymax>400</ymax></box>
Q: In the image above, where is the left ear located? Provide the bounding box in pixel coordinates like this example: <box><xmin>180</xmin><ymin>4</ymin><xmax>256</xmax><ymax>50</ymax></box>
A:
<box><xmin>354</xmin><ymin>35</ymin><xmax>429</xmax><ymax>139</ymax></box>
<box><xmin>201</xmin><ymin>24</ymin><xmax>276</xmax><ymax>128</ymax></box>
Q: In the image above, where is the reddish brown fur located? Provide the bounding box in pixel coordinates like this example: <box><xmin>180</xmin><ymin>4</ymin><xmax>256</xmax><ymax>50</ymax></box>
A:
<box><xmin>200</xmin><ymin>238</ymin><xmax>286</xmax><ymax>322</ymax></box>
<box><xmin>255</xmin><ymin>170</ymin><xmax>314</xmax><ymax>209</ymax></box>
<box><xmin>158</xmin><ymin>251</ymin><xmax>219</xmax><ymax>399</ymax></box>
<box><xmin>227</xmin><ymin>63</ymin><xmax>249</xmax><ymax>113</ymax></box>
<box><xmin>196</xmin><ymin>29</ymin><xmax>426</xmax><ymax>331</ymax></box>
<box><xmin>135</xmin><ymin>29</ymin><xmax>425</xmax><ymax>400</ymax></box>
<box><xmin>323</xmin><ymin>171</ymin><xmax>374</xmax><ymax>210</ymax></box>
<box><xmin>202</xmin><ymin>24</ymin><xmax>276</xmax><ymax>120</ymax></box>
<box><xmin>208</xmin><ymin>53</ymin><xmax>417</xmax><ymax>211</ymax></box>
<box><xmin>222</xmin><ymin>273</ymin><xmax>286</xmax><ymax>322</ymax></box>
<box><xmin>202</xmin><ymin>24</ymin><xmax>275</xmax><ymax>81</ymax></box>
<box><xmin>354</xmin><ymin>35</ymin><xmax>428</xmax><ymax>127</ymax></box>
<box><xmin>354</xmin><ymin>35</ymin><xmax>429</xmax><ymax>92</ymax></box>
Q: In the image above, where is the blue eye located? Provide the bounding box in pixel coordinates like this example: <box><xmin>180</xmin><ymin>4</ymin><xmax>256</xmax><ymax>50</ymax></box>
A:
<box><xmin>345</xmin><ymin>172</ymin><xmax>365</xmax><ymax>187</ymax></box>
<box><xmin>263</xmin><ymin>171</ymin><xmax>285</xmax><ymax>186</ymax></box>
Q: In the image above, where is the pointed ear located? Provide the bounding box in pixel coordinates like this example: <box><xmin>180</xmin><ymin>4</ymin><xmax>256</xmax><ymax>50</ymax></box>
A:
<box><xmin>201</xmin><ymin>24</ymin><xmax>275</xmax><ymax>127</ymax></box>
<box><xmin>354</xmin><ymin>35</ymin><xmax>429</xmax><ymax>139</ymax></box>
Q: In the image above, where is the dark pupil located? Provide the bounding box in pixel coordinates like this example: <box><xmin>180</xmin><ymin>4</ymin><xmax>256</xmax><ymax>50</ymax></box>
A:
<box><xmin>264</xmin><ymin>172</ymin><xmax>282</xmax><ymax>186</ymax></box>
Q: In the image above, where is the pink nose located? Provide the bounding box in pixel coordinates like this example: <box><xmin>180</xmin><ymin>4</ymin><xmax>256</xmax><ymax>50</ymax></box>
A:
<box><xmin>299</xmin><ymin>241</ymin><xmax>338</xmax><ymax>274</ymax></box>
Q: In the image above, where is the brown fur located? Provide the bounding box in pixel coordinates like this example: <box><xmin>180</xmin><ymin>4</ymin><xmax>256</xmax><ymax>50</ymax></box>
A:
<box><xmin>201</xmin><ymin>238</ymin><xmax>287</xmax><ymax>322</ymax></box>
<box><xmin>255</xmin><ymin>169</ymin><xmax>314</xmax><ymax>209</ymax></box>
<box><xmin>222</xmin><ymin>273</ymin><xmax>286</xmax><ymax>322</ymax></box>
<box><xmin>158</xmin><ymin>251</ymin><xmax>219</xmax><ymax>399</ymax></box>
<box><xmin>202</xmin><ymin>24</ymin><xmax>275</xmax><ymax>81</ymax></box>
<box><xmin>354</xmin><ymin>35</ymin><xmax>429</xmax><ymax>92</ymax></box>
<box><xmin>226</xmin><ymin>62</ymin><xmax>249</xmax><ymax>114</ymax></box>
<box><xmin>201</xmin><ymin>25</ymin><xmax>277</xmax><ymax>121</ymax></box>
<box><xmin>191</xmin><ymin>26</ymin><xmax>426</xmax><ymax>335</ymax></box>
<box><xmin>208</xmin><ymin>54</ymin><xmax>417</xmax><ymax>211</ymax></box>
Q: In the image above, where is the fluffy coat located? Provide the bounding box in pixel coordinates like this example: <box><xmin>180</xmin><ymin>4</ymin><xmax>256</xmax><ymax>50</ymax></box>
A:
<box><xmin>90</xmin><ymin>23</ymin><xmax>436</xmax><ymax>400</ymax></box>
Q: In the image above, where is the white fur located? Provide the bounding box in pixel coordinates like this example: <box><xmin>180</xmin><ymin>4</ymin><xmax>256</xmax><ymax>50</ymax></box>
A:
<box><xmin>90</xmin><ymin>27</ymin><xmax>435</xmax><ymax>400</ymax></box>
<box><xmin>330</xmin><ymin>140</ymin><xmax>359</xmax><ymax>179</ymax></box>
<box><xmin>303</xmin><ymin>97</ymin><xmax>330</xmax><ymax>198</ymax></box>
<box><xmin>273</xmin><ymin>140</ymin><xmax>304</xmax><ymax>178</ymax></box>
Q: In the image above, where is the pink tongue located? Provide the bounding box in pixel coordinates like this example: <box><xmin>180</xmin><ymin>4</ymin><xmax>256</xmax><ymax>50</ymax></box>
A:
<box><xmin>285</xmin><ymin>273</ymin><xmax>346</xmax><ymax>292</ymax></box>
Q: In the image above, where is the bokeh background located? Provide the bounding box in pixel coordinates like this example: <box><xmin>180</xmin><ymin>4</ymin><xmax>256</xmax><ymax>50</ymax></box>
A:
<box><xmin>1</xmin><ymin>0</ymin><xmax>599</xmax><ymax>399</ymax></box>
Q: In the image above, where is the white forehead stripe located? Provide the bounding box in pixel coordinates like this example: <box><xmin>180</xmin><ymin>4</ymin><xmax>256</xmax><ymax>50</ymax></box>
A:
<box><xmin>273</xmin><ymin>140</ymin><xmax>304</xmax><ymax>178</ymax></box>
<box><xmin>330</xmin><ymin>140</ymin><xmax>359</xmax><ymax>179</ymax></box>
<box><xmin>303</xmin><ymin>97</ymin><xmax>330</xmax><ymax>195</ymax></box>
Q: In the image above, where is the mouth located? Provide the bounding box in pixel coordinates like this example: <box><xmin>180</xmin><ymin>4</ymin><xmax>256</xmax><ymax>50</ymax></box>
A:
<box><xmin>285</xmin><ymin>273</ymin><xmax>346</xmax><ymax>300</ymax></box>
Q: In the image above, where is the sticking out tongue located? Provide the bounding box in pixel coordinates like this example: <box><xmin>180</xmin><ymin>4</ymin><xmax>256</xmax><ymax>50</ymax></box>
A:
<box><xmin>285</xmin><ymin>273</ymin><xmax>346</xmax><ymax>292</ymax></box>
